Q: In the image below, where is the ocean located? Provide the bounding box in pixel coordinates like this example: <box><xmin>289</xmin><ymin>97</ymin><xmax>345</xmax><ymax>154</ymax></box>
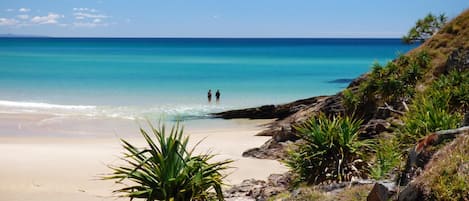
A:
<box><xmin>0</xmin><ymin>38</ymin><xmax>418</xmax><ymax>121</ymax></box>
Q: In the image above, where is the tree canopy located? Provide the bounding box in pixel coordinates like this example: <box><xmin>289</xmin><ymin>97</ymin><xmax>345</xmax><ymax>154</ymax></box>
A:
<box><xmin>402</xmin><ymin>13</ymin><xmax>447</xmax><ymax>44</ymax></box>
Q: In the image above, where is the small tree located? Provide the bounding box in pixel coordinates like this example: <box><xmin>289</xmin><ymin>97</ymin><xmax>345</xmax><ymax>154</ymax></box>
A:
<box><xmin>402</xmin><ymin>13</ymin><xmax>447</xmax><ymax>44</ymax></box>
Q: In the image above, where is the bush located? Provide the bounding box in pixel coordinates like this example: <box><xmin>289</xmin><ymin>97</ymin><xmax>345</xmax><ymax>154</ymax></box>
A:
<box><xmin>370</xmin><ymin>138</ymin><xmax>401</xmax><ymax>180</ymax></box>
<box><xmin>357</xmin><ymin>52</ymin><xmax>429</xmax><ymax>106</ymax></box>
<box><xmin>285</xmin><ymin>114</ymin><xmax>371</xmax><ymax>184</ymax></box>
<box><xmin>342</xmin><ymin>89</ymin><xmax>359</xmax><ymax>114</ymax></box>
<box><xmin>104</xmin><ymin>123</ymin><xmax>232</xmax><ymax>201</ymax></box>
<box><xmin>399</xmin><ymin>93</ymin><xmax>461</xmax><ymax>146</ymax></box>
<box><xmin>398</xmin><ymin>70</ymin><xmax>466</xmax><ymax>146</ymax></box>
<box><xmin>432</xmin><ymin>70</ymin><xmax>469</xmax><ymax>112</ymax></box>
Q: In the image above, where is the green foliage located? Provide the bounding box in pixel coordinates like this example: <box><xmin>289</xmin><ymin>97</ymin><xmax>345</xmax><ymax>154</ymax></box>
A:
<box><xmin>370</xmin><ymin>138</ymin><xmax>401</xmax><ymax>180</ymax></box>
<box><xmin>431</xmin><ymin>70</ymin><xmax>469</xmax><ymax>112</ymax></box>
<box><xmin>285</xmin><ymin>114</ymin><xmax>371</xmax><ymax>184</ymax></box>
<box><xmin>399</xmin><ymin>92</ymin><xmax>461</xmax><ymax>146</ymax></box>
<box><xmin>398</xmin><ymin>70</ymin><xmax>468</xmax><ymax>146</ymax></box>
<box><xmin>403</xmin><ymin>13</ymin><xmax>447</xmax><ymax>44</ymax></box>
<box><xmin>104</xmin><ymin>123</ymin><xmax>232</xmax><ymax>201</ymax></box>
<box><xmin>342</xmin><ymin>88</ymin><xmax>359</xmax><ymax>114</ymax></box>
<box><xmin>358</xmin><ymin>52</ymin><xmax>428</xmax><ymax>105</ymax></box>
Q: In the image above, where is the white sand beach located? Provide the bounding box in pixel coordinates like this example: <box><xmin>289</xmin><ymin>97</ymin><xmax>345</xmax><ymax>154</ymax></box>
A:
<box><xmin>0</xmin><ymin>113</ymin><xmax>286</xmax><ymax>201</ymax></box>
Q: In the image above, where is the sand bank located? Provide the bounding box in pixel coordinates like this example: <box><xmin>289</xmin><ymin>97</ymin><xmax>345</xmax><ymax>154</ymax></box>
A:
<box><xmin>0</xmin><ymin>113</ymin><xmax>286</xmax><ymax>201</ymax></box>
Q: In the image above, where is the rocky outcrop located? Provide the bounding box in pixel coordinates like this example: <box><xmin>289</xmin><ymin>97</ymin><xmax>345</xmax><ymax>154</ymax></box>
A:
<box><xmin>213</xmin><ymin>96</ymin><xmax>327</xmax><ymax>120</ymax></box>
<box><xmin>399</xmin><ymin>126</ymin><xmax>469</xmax><ymax>186</ymax></box>
<box><xmin>398</xmin><ymin>131</ymin><xmax>469</xmax><ymax>201</ymax></box>
<box><xmin>445</xmin><ymin>47</ymin><xmax>469</xmax><ymax>73</ymax></box>
<box><xmin>367</xmin><ymin>183</ymin><xmax>390</xmax><ymax>201</ymax></box>
<box><xmin>224</xmin><ymin>173</ymin><xmax>291</xmax><ymax>201</ymax></box>
<box><xmin>242</xmin><ymin>139</ymin><xmax>293</xmax><ymax>160</ymax></box>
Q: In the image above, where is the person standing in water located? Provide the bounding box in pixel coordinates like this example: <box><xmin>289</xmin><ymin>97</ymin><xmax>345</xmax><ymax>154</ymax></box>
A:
<box><xmin>207</xmin><ymin>89</ymin><xmax>212</xmax><ymax>103</ymax></box>
<box><xmin>215</xmin><ymin>89</ymin><xmax>221</xmax><ymax>102</ymax></box>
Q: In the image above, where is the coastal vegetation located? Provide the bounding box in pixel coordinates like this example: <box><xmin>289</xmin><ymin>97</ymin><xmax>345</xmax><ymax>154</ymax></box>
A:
<box><xmin>105</xmin><ymin>9</ymin><xmax>469</xmax><ymax>201</ymax></box>
<box><xmin>224</xmin><ymin>9</ymin><xmax>469</xmax><ymax>200</ymax></box>
<box><xmin>398</xmin><ymin>73</ymin><xmax>465</xmax><ymax>147</ymax></box>
<box><xmin>104</xmin><ymin>123</ymin><xmax>232</xmax><ymax>201</ymax></box>
<box><xmin>403</xmin><ymin>13</ymin><xmax>447</xmax><ymax>44</ymax></box>
<box><xmin>414</xmin><ymin>135</ymin><xmax>469</xmax><ymax>201</ymax></box>
<box><xmin>286</xmin><ymin>114</ymin><xmax>371</xmax><ymax>184</ymax></box>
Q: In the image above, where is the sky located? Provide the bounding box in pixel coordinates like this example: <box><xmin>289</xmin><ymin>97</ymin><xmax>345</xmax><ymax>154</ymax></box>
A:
<box><xmin>0</xmin><ymin>0</ymin><xmax>468</xmax><ymax>38</ymax></box>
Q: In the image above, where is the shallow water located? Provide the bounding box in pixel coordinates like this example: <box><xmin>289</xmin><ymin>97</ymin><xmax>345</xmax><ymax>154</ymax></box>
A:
<box><xmin>0</xmin><ymin>38</ymin><xmax>418</xmax><ymax>120</ymax></box>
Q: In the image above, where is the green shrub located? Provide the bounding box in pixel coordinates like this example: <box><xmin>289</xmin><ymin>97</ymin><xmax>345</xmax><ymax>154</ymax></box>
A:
<box><xmin>357</xmin><ymin>52</ymin><xmax>429</xmax><ymax>106</ymax></box>
<box><xmin>398</xmin><ymin>70</ymin><xmax>466</xmax><ymax>146</ymax></box>
<box><xmin>285</xmin><ymin>114</ymin><xmax>371</xmax><ymax>184</ymax></box>
<box><xmin>399</xmin><ymin>94</ymin><xmax>461</xmax><ymax>146</ymax></box>
<box><xmin>432</xmin><ymin>70</ymin><xmax>469</xmax><ymax>112</ymax></box>
<box><xmin>342</xmin><ymin>89</ymin><xmax>359</xmax><ymax>114</ymax></box>
<box><xmin>104</xmin><ymin>123</ymin><xmax>232</xmax><ymax>201</ymax></box>
<box><xmin>370</xmin><ymin>138</ymin><xmax>401</xmax><ymax>180</ymax></box>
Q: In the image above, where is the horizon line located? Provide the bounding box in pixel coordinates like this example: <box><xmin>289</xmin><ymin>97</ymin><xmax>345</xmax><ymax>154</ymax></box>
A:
<box><xmin>0</xmin><ymin>35</ymin><xmax>404</xmax><ymax>40</ymax></box>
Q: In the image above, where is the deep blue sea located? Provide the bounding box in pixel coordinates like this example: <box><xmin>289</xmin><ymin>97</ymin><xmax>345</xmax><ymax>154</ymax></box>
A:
<box><xmin>0</xmin><ymin>38</ymin><xmax>418</xmax><ymax>120</ymax></box>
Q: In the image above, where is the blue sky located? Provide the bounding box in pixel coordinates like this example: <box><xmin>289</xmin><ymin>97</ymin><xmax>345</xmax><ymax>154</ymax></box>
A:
<box><xmin>0</xmin><ymin>0</ymin><xmax>468</xmax><ymax>37</ymax></box>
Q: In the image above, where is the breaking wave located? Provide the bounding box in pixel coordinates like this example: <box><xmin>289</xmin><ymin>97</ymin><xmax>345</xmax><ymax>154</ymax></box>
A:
<box><xmin>0</xmin><ymin>100</ymin><xmax>232</xmax><ymax>121</ymax></box>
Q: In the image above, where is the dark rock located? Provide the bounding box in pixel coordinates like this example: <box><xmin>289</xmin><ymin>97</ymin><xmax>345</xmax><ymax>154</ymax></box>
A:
<box><xmin>328</xmin><ymin>78</ymin><xmax>354</xmax><ymax>84</ymax></box>
<box><xmin>224</xmin><ymin>173</ymin><xmax>291</xmax><ymax>201</ymax></box>
<box><xmin>267</xmin><ymin>173</ymin><xmax>292</xmax><ymax>188</ymax></box>
<box><xmin>360</xmin><ymin>119</ymin><xmax>392</xmax><ymax>138</ymax></box>
<box><xmin>367</xmin><ymin>183</ymin><xmax>389</xmax><ymax>201</ymax></box>
<box><xmin>212</xmin><ymin>96</ymin><xmax>325</xmax><ymax>120</ymax></box>
<box><xmin>397</xmin><ymin>183</ymin><xmax>422</xmax><ymax>201</ymax></box>
<box><xmin>445</xmin><ymin>47</ymin><xmax>469</xmax><ymax>73</ymax></box>
<box><xmin>242</xmin><ymin>139</ymin><xmax>292</xmax><ymax>160</ymax></box>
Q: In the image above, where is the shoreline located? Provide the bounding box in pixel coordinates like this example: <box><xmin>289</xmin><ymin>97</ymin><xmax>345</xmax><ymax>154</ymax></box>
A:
<box><xmin>0</xmin><ymin>113</ymin><xmax>286</xmax><ymax>201</ymax></box>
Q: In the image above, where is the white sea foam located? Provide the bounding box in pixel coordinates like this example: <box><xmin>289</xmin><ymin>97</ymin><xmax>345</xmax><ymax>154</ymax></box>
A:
<box><xmin>0</xmin><ymin>100</ymin><xmax>232</xmax><ymax>121</ymax></box>
<box><xmin>0</xmin><ymin>100</ymin><xmax>96</xmax><ymax>110</ymax></box>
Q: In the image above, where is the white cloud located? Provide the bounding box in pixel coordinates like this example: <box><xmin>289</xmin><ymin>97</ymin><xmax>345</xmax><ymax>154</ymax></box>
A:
<box><xmin>74</xmin><ymin>12</ymin><xmax>108</xmax><ymax>19</ymax></box>
<box><xmin>19</xmin><ymin>8</ymin><xmax>31</xmax><ymax>12</ymax></box>
<box><xmin>73</xmin><ymin>8</ymin><xmax>97</xmax><ymax>13</ymax></box>
<box><xmin>30</xmin><ymin>13</ymin><xmax>63</xmax><ymax>24</ymax></box>
<box><xmin>71</xmin><ymin>8</ymin><xmax>110</xmax><ymax>28</ymax></box>
<box><xmin>17</xmin><ymin>14</ymin><xmax>29</xmax><ymax>20</ymax></box>
<box><xmin>73</xmin><ymin>22</ymin><xmax>108</xmax><ymax>28</ymax></box>
<box><xmin>0</xmin><ymin>18</ymin><xmax>18</xmax><ymax>26</ymax></box>
<box><xmin>6</xmin><ymin>8</ymin><xmax>14</xmax><ymax>12</ymax></box>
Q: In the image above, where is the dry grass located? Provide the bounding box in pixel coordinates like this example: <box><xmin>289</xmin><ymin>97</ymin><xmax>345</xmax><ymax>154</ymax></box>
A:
<box><xmin>415</xmin><ymin>134</ymin><xmax>469</xmax><ymax>201</ymax></box>
<box><xmin>268</xmin><ymin>184</ymin><xmax>373</xmax><ymax>201</ymax></box>
<box><xmin>410</xmin><ymin>9</ymin><xmax>469</xmax><ymax>82</ymax></box>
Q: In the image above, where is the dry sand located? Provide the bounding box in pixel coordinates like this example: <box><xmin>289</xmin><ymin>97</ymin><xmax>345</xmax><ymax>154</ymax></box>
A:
<box><xmin>0</xmin><ymin>113</ymin><xmax>286</xmax><ymax>201</ymax></box>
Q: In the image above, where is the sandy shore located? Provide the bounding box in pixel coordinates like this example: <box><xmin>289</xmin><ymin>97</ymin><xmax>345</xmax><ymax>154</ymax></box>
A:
<box><xmin>0</xmin><ymin>113</ymin><xmax>286</xmax><ymax>201</ymax></box>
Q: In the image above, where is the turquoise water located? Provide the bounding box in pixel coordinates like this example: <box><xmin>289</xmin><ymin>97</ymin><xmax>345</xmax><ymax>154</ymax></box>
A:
<box><xmin>0</xmin><ymin>38</ymin><xmax>418</xmax><ymax>120</ymax></box>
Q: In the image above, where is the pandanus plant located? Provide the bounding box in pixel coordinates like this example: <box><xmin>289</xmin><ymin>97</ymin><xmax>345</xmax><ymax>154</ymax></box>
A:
<box><xmin>104</xmin><ymin>123</ymin><xmax>232</xmax><ymax>201</ymax></box>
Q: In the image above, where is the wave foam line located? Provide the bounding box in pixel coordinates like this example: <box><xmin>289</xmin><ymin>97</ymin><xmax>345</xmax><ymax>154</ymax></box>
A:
<box><xmin>0</xmin><ymin>100</ymin><xmax>96</xmax><ymax>110</ymax></box>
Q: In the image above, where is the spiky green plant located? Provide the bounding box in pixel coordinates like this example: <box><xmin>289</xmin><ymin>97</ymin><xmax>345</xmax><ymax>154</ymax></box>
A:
<box><xmin>104</xmin><ymin>123</ymin><xmax>232</xmax><ymax>201</ymax></box>
<box><xmin>399</xmin><ymin>93</ymin><xmax>461</xmax><ymax>146</ymax></box>
<box><xmin>285</xmin><ymin>114</ymin><xmax>372</xmax><ymax>184</ymax></box>
<box><xmin>370</xmin><ymin>138</ymin><xmax>401</xmax><ymax>180</ymax></box>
